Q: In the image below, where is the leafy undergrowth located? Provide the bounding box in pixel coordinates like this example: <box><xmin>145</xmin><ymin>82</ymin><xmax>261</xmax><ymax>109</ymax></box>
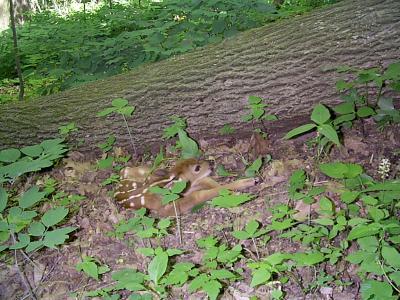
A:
<box><xmin>0</xmin><ymin>0</ymin><xmax>339</xmax><ymax>103</ymax></box>
<box><xmin>0</xmin><ymin>121</ymin><xmax>399</xmax><ymax>299</ymax></box>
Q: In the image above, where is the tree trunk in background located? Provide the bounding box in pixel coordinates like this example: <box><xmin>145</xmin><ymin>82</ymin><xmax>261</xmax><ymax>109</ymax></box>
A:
<box><xmin>0</xmin><ymin>0</ymin><xmax>399</xmax><ymax>152</ymax></box>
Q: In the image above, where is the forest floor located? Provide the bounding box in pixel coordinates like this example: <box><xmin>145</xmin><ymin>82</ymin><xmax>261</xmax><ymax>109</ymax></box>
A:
<box><xmin>1</xmin><ymin>120</ymin><xmax>399</xmax><ymax>300</ymax></box>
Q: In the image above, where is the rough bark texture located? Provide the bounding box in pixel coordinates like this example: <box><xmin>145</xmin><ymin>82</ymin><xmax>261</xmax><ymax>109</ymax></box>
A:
<box><xmin>1</xmin><ymin>0</ymin><xmax>399</xmax><ymax>152</ymax></box>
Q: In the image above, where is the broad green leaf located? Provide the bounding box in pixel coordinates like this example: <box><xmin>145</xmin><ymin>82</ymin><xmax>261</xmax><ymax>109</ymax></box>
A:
<box><xmin>320</xmin><ymin>162</ymin><xmax>363</xmax><ymax>179</ymax></box>
<box><xmin>210</xmin><ymin>269</ymin><xmax>235</xmax><ymax>280</ymax></box>
<box><xmin>136</xmin><ymin>248</ymin><xmax>155</xmax><ymax>256</ymax></box>
<box><xmin>9</xmin><ymin>233</ymin><xmax>30</xmax><ymax>250</ymax></box>
<box><xmin>0</xmin><ymin>187</ymin><xmax>7</xmax><ymax>213</ymax></box>
<box><xmin>357</xmin><ymin>106</ymin><xmax>375</xmax><ymax>118</ymax></box>
<box><xmin>178</xmin><ymin>130</ymin><xmax>201</xmax><ymax>159</ymax></box>
<box><xmin>284</xmin><ymin>123</ymin><xmax>316</xmax><ymax>139</ymax></box>
<box><xmin>25</xmin><ymin>240</ymin><xmax>44</xmax><ymax>252</ymax></box>
<box><xmin>292</xmin><ymin>251</ymin><xmax>325</xmax><ymax>266</ymax></box>
<box><xmin>384</xmin><ymin>62</ymin><xmax>400</xmax><ymax>80</ymax></box>
<box><xmin>118</xmin><ymin>106</ymin><xmax>135</xmax><ymax>116</ymax></box>
<box><xmin>203</xmin><ymin>279</ymin><xmax>222</xmax><ymax>300</ymax></box>
<box><xmin>382</xmin><ymin>246</ymin><xmax>400</xmax><ymax>268</ymax></box>
<box><xmin>245</xmin><ymin>157</ymin><xmax>263</xmax><ymax>177</ymax></box>
<box><xmin>97</xmin><ymin>156</ymin><xmax>114</xmax><ymax>170</ymax></box>
<box><xmin>211</xmin><ymin>189</ymin><xmax>254</xmax><ymax>208</ymax></box>
<box><xmin>250</xmin><ymin>268</ymin><xmax>271</xmax><ymax>287</ymax></box>
<box><xmin>20</xmin><ymin>145</ymin><xmax>43</xmax><ymax>157</ymax></box>
<box><xmin>165</xmin><ymin>248</ymin><xmax>184</xmax><ymax>256</ymax></box>
<box><xmin>78</xmin><ymin>261</ymin><xmax>99</xmax><ymax>280</ymax></box>
<box><xmin>360</xmin><ymin>279</ymin><xmax>393</xmax><ymax>300</ymax></box>
<box><xmin>0</xmin><ymin>148</ymin><xmax>21</xmax><ymax>163</ymax></box>
<box><xmin>112</xmin><ymin>98</ymin><xmax>129</xmax><ymax>108</ymax></box>
<box><xmin>43</xmin><ymin>226</ymin><xmax>77</xmax><ymax>248</ymax></box>
<box><xmin>112</xmin><ymin>269</ymin><xmax>145</xmax><ymax>291</ymax></box>
<box><xmin>28</xmin><ymin>221</ymin><xmax>45</xmax><ymax>236</ymax></box>
<box><xmin>333</xmin><ymin>113</ymin><xmax>356</xmax><ymax>126</ymax></box>
<box><xmin>148</xmin><ymin>251</ymin><xmax>168</xmax><ymax>285</ymax></box>
<box><xmin>97</xmin><ymin>107</ymin><xmax>116</xmax><ymax>117</ymax></box>
<box><xmin>340</xmin><ymin>191</ymin><xmax>360</xmax><ymax>204</ymax></box>
<box><xmin>313</xmin><ymin>218</ymin><xmax>334</xmax><ymax>226</ymax></box>
<box><xmin>171</xmin><ymin>180</ymin><xmax>187</xmax><ymax>194</ymax></box>
<box><xmin>333</xmin><ymin>102</ymin><xmax>355</xmax><ymax>114</ymax></box>
<box><xmin>319</xmin><ymin>196</ymin><xmax>333</xmax><ymax>213</ymax></box>
<box><xmin>245</xmin><ymin>220</ymin><xmax>260</xmax><ymax>235</ymax></box>
<box><xmin>317</xmin><ymin>124</ymin><xmax>340</xmax><ymax>146</ymax></box>
<box><xmin>248</xmin><ymin>95</ymin><xmax>262</xmax><ymax>105</ymax></box>
<box><xmin>41</xmin><ymin>207</ymin><xmax>69</xmax><ymax>227</ymax></box>
<box><xmin>347</xmin><ymin>224</ymin><xmax>380</xmax><ymax>240</ymax></box>
<box><xmin>311</xmin><ymin>104</ymin><xmax>331</xmax><ymax>125</ymax></box>
<box><xmin>232</xmin><ymin>230</ymin><xmax>250</xmax><ymax>240</ymax></box>
<box><xmin>19</xmin><ymin>186</ymin><xmax>46</xmax><ymax>209</ymax></box>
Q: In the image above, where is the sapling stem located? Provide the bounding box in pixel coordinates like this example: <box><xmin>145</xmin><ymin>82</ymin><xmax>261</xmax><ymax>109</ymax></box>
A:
<box><xmin>122</xmin><ymin>114</ymin><xmax>137</xmax><ymax>156</ymax></box>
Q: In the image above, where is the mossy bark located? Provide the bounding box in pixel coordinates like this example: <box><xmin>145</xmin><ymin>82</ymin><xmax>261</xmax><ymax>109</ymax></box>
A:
<box><xmin>1</xmin><ymin>0</ymin><xmax>399</xmax><ymax>152</ymax></box>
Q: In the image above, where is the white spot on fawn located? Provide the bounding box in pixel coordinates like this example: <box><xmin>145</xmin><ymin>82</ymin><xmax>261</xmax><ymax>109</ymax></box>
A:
<box><xmin>130</xmin><ymin>202</ymin><xmax>135</xmax><ymax>207</ymax></box>
<box><xmin>141</xmin><ymin>196</ymin><xmax>145</xmax><ymax>205</ymax></box>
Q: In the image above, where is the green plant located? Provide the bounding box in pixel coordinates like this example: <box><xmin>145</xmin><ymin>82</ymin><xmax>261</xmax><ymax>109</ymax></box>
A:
<box><xmin>76</xmin><ymin>256</ymin><xmax>110</xmax><ymax>280</ymax></box>
<box><xmin>219</xmin><ymin>124</ymin><xmax>235</xmax><ymax>135</ymax></box>
<box><xmin>98</xmin><ymin>135</ymin><xmax>116</xmax><ymax>153</ymax></box>
<box><xmin>210</xmin><ymin>189</ymin><xmax>254</xmax><ymax>208</ymax></box>
<box><xmin>0</xmin><ymin>186</ymin><xmax>76</xmax><ymax>253</ymax></box>
<box><xmin>97</xmin><ymin>98</ymin><xmax>137</xmax><ymax>155</ymax></box>
<box><xmin>232</xmin><ymin>219</ymin><xmax>269</xmax><ymax>260</ymax></box>
<box><xmin>162</xmin><ymin>116</ymin><xmax>201</xmax><ymax>159</ymax></box>
<box><xmin>284</xmin><ymin>103</ymin><xmax>341</xmax><ymax>157</ymax></box>
<box><xmin>58</xmin><ymin>122</ymin><xmax>78</xmax><ymax>136</ymax></box>
<box><xmin>189</xmin><ymin>236</ymin><xmax>242</xmax><ymax>300</ymax></box>
<box><xmin>0</xmin><ymin>138</ymin><xmax>68</xmax><ymax>183</ymax></box>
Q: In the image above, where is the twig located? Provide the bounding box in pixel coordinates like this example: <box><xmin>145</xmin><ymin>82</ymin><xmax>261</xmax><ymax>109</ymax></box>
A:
<box><xmin>251</xmin><ymin>237</ymin><xmax>260</xmax><ymax>260</ymax></box>
<box><xmin>172</xmin><ymin>200</ymin><xmax>182</xmax><ymax>244</ymax></box>
<box><xmin>11</xmin><ymin>234</ymin><xmax>37</xmax><ymax>300</ymax></box>
<box><xmin>122</xmin><ymin>114</ymin><xmax>137</xmax><ymax>156</ymax></box>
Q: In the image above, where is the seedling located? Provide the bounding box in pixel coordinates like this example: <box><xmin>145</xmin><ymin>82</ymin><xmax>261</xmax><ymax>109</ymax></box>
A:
<box><xmin>97</xmin><ymin>98</ymin><xmax>137</xmax><ymax>155</ymax></box>
<box><xmin>76</xmin><ymin>256</ymin><xmax>110</xmax><ymax>280</ymax></box>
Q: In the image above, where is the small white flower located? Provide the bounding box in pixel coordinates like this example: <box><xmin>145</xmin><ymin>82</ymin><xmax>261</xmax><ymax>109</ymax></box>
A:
<box><xmin>378</xmin><ymin>158</ymin><xmax>391</xmax><ymax>180</ymax></box>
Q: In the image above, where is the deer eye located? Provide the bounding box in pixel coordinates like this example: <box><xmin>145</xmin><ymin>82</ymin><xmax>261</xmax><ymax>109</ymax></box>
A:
<box><xmin>193</xmin><ymin>165</ymin><xmax>201</xmax><ymax>173</ymax></box>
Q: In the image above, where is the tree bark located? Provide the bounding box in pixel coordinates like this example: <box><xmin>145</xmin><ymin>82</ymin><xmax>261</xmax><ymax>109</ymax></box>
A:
<box><xmin>0</xmin><ymin>0</ymin><xmax>399</xmax><ymax>152</ymax></box>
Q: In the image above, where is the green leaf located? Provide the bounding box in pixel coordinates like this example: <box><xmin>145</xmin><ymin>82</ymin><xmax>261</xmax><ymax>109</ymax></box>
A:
<box><xmin>347</xmin><ymin>224</ymin><xmax>380</xmax><ymax>240</ymax></box>
<box><xmin>333</xmin><ymin>113</ymin><xmax>356</xmax><ymax>126</ymax></box>
<box><xmin>178</xmin><ymin>130</ymin><xmax>201</xmax><ymax>159</ymax></box>
<box><xmin>0</xmin><ymin>148</ymin><xmax>21</xmax><ymax>163</ymax></box>
<box><xmin>245</xmin><ymin>157</ymin><xmax>263</xmax><ymax>177</ymax></box>
<box><xmin>250</xmin><ymin>268</ymin><xmax>271</xmax><ymax>287</ymax></box>
<box><xmin>319</xmin><ymin>196</ymin><xmax>333</xmax><ymax>213</ymax></box>
<box><xmin>211</xmin><ymin>189</ymin><xmax>254</xmax><ymax>208</ymax></box>
<box><xmin>319</xmin><ymin>162</ymin><xmax>363</xmax><ymax>179</ymax></box>
<box><xmin>292</xmin><ymin>251</ymin><xmax>325</xmax><ymax>266</ymax></box>
<box><xmin>19</xmin><ymin>186</ymin><xmax>46</xmax><ymax>209</ymax></box>
<box><xmin>28</xmin><ymin>221</ymin><xmax>45</xmax><ymax>236</ymax></box>
<box><xmin>284</xmin><ymin>123</ymin><xmax>316</xmax><ymax>139</ymax></box>
<box><xmin>382</xmin><ymin>246</ymin><xmax>400</xmax><ymax>268</ymax></box>
<box><xmin>41</xmin><ymin>207</ymin><xmax>69</xmax><ymax>227</ymax></box>
<box><xmin>313</xmin><ymin>218</ymin><xmax>334</xmax><ymax>226</ymax></box>
<box><xmin>360</xmin><ymin>280</ymin><xmax>393</xmax><ymax>300</ymax></box>
<box><xmin>97</xmin><ymin>107</ymin><xmax>116</xmax><ymax>117</ymax></box>
<box><xmin>232</xmin><ymin>230</ymin><xmax>250</xmax><ymax>240</ymax></box>
<box><xmin>9</xmin><ymin>233</ymin><xmax>30</xmax><ymax>249</ymax></box>
<box><xmin>311</xmin><ymin>104</ymin><xmax>331</xmax><ymax>125</ymax></box>
<box><xmin>0</xmin><ymin>187</ymin><xmax>8</xmax><ymax>213</ymax></box>
<box><xmin>245</xmin><ymin>220</ymin><xmax>260</xmax><ymax>235</ymax></box>
<box><xmin>21</xmin><ymin>145</ymin><xmax>43</xmax><ymax>157</ymax></box>
<box><xmin>97</xmin><ymin>156</ymin><xmax>114</xmax><ymax>170</ymax></box>
<box><xmin>171</xmin><ymin>180</ymin><xmax>187</xmax><ymax>194</ymax></box>
<box><xmin>317</xmin><ymin>124</ymin><xmax>340</xmax><ymax>146</ymax></box>
<box><xmin>112</xmin><ymin>269</ymin><xmax>145</xmax><ymax>292</ymax></box>
<box><xmin>43</xmin><ymin>226</ymin><xmax>77</xmax><ymax>248</ymax></box>
<box><xmin>165</xmin><ymin>248</ymin><xmax>184</xmax><ymax>256</ymax></box>
<box><xmin>25</xmin><ymin>240</ymin><xmax>44</xmax><ymax>252</ymax></box>
<box><xmin>333</xmin><ymin>102</ymin><xmax>355</xmax><ymax>114</ymax></box>
<box><xmin>78</xmin><ymin>260</ymin><xmax>99</xmax><ymax>280</ymax></box>
<box><xmin>118</xmin><ymin>106</ymin><xmax>135</xmax><ymax>116</ymax></box>
<box><xmin>136</xmin><ymin>248</ymin><xmax>155</xmax><ymax>256</ymax></box>
<box><xmin>148</xmin><ymin>251</ymin><xmax>168</xmax><ymax>285</ymax></box>
<box><xmin>357</xmin><ymin>106</ymin><xmax>375</xmax><ymax>118</ymax></box>
<box><xmin>112</xmin><ymin>98</ymin><xmax>129</xmax><ymax>108</ymax></box>
<box><xmin>340</xmin><ymin>191</ymin><xmax>360</xmax><ymax>204</ymax></box>
<box><xmin>203</xmin><ymin>279</ymin><xmax>222</xmax><ymax>300</ymax></box>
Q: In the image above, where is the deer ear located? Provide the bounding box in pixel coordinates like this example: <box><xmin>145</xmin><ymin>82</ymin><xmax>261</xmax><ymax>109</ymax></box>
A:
<box><xmin>153</xmin><ymin>169</ymin><xmax>169</xmax><ymax>177</ymax></box>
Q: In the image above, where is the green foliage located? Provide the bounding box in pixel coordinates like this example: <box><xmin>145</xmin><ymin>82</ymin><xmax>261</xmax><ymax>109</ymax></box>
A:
<box><xmin>245</xmin><ymin>156</ymin><xmax>263</xmax><ymax>177</ymax></box>
<box><xmin>0</xmin><ymin>185</ymin><xmax>77</xmax><ymax>253</ymax></box>
<box><xmin>98</xmin><ymin>135</ymin><xmax>116</xmax><ymax>153</ymax></box>
<box><xmin>76</xmin><ymin>256</ymin><xmax>110</xmax><ymax>280</ymax></box>
<box><xmin>242</xmin><ymin>95</ymin><xmax>277</xmax><ymax>122</ymax></box>
<box><xmin>335</xmin><ymin>61</ymin><xmax>400</xmax><ymax>128</ymax></box>
<box><xmin>162</xmin><ymin>116</ymin><xmax>201</xmax><ymax>158</ymax></box>
<box><xmin>219</xmin><ymin>124</ymin><xmax>235</xmax><ymax>135</ymax></box>
<box><xmin>0</xmin><ymin>1</ymin><xmax>280</xmax><ymax>101</ymax></box>
<box><xmin>58</xmin><ymin>122</ymin><xmax>78</xmax><ymax>136</ymax></box>
<box><xmin>232</xmin><ymin>219</ymin><xmax>269</xmax><ymax>240</ymax></box>
<box><xmin>0</xmin><ymin>138</ymin><xmax>68</xmax><ymax>183</ymax></box>
<box><xmin>211</xmin><ymin>189</ymin><xmax>254</xmax><ymax>208</ymax></box>
<box><xmin>149</xmin><ymin>180</ymin><xmax>187</xmax><ymax>205</ymax></box>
